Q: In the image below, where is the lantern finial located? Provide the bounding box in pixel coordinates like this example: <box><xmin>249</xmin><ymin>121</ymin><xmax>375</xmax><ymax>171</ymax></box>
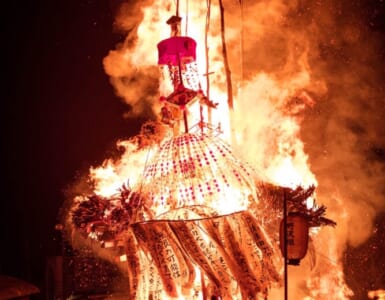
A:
<box><xmin>166</xmin><ymin>15</ymin><xmax>182</xmax><ymax>37</ymax></box>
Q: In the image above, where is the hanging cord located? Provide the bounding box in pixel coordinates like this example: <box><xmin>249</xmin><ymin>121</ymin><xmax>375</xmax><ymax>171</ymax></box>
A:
<box><xmin>203</xmin><ymin>0</ymin><xmax>212</xmax><ymax>127</ymax></box>
<box><xmin>175</xmin><ymin>0</ymin><xmax>179</xmax><ymax>16</ymax></box>
<box><xmin>205</xmin><ymin>0</ymin><xmax>211</xmax><ymax>99</ymax></box>
<box><xmin>239</xmin><ymin>0</ymin><xmax>244</xmax><ymax>103</ymax></box>
<box><xmin>185</xmin><ymin>0</ymin><xmax>189</xmax><ymax>36</ymax></box>
<box><xmin>133</xmin><ymin>145</ymin><xmax>155</xmax><ymax>221</ymax></box>
<box><xmin>218</xmin><ymin>0</ymin><xmax>233</xmax><ymax>110</ymax></box>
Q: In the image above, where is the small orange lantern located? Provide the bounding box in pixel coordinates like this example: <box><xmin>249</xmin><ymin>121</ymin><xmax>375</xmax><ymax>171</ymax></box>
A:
<box><xmin>280</xmin><ymin>212</ymin><xmax>309</xmax><ymax>265</ymax></box>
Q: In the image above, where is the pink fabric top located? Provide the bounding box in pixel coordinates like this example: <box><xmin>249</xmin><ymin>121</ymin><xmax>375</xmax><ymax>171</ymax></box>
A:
<box><xmin>157</xmin><ymin>36</ymin><xmax>197</xmax><ymax>65</ymax></box>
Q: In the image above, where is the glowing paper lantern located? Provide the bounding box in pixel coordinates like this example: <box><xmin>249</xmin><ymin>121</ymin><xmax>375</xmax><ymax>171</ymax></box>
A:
<box><xmin>280</xmin><ymin>212</ymin><xmax>309</xmax><ymax>265</ymax></box>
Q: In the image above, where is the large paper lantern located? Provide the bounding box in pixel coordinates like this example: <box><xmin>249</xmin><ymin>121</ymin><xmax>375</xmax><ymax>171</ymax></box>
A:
<box><xmin>280</xmin><ymin>212</ymin><xmax>309</xmax><ymax>265</ymax></box>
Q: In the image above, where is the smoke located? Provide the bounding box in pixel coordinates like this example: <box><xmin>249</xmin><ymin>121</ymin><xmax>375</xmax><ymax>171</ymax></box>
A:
<box><xmin>301</xmin><ymin>1</ymin><xmax>385</xmax><ymax>247</ymax></box>
<box><xmin>300</xmin><ymin>3</ymin><xmax>385</xmax><ymax>295</ymax></box>
<box><xmin>98</xmin><ymin>0</ymin><xmax>384</xmax><ymax>298</ymax></box>
<box><xmin>181</xmin><ymin>0</ymin><xmax>385</xmax><ymax>298</ymax></box>
<box><xmin>220</xmin><ymin>0</ymin><xmax>385</xmax><ymax>298</ymax></box>
<box><xmin>102</xmin><ymin>0</ymin><xmax>163</xmax><ymax>119</ymax></box>
<box><xmin>225</xmin><ymin>0</ymin><xmax>385</xmax><ymax>238</ymax></box>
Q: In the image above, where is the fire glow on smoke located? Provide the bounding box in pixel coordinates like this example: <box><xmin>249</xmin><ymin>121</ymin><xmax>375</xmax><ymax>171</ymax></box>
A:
<box><xmin>63</xmin><ymin>0</ymin><xmax>385</xmax><ymax>299</ymax></box>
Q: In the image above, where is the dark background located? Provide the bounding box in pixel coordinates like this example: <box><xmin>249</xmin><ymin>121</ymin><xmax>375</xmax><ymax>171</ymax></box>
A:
<box><xmin>1</xmin><ymin>0</ymin><xmax>139</xmax><ymax>296</ymax></box>
<box><xmin>1</xmin><ymin>0</ymin><xmax>384</xmax><ymax>299</ymax></box>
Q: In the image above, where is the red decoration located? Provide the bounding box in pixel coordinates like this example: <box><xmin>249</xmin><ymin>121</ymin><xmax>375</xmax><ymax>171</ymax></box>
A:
<box><xmin>157</xmin><ymin>36</ymin><xmax>197</xmax><ymax>66</ymax></box>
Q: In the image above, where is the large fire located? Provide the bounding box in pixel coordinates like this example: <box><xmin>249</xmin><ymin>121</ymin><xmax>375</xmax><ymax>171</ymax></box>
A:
<box><xmin>60</xmin><ymin>0</ymin><xmax>385</xmax><ymax>299</ymax></box>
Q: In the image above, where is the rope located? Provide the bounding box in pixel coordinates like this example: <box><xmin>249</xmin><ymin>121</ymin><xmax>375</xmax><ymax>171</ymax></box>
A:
<box><xmin>218</xmin><ymin>0</ymin><xmax>234</xmax><ymax>110</ymax></box>
<box><xmin>205</xmin><ymin>0</ymin><xmax>212</xmax><ymax>125</ymax></box>
<box><xmin>240</xmin><ymin>0</ymin><xmax>244</xmax><ymax>101</ymax></box>
<box><xmin>205</xmin><ymin>0</ymin><xmax>211</xmax><ymax>99</ymax></box>
<box><xmin>185</xmin><ymin>0</ymin><xmax>189</xmax><ymax>36</ymax></box>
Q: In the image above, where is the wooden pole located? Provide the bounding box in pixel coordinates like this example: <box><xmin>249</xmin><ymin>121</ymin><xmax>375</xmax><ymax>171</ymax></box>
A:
<box><xmin>218</xmin><ymin>0</ymin><xmax>233</xmax><ymax>110</ymax></box>
<box><xmin>205</xmin><ymin>0</ymin><xmax>212</xmax><ymax>124</ymax></box>
<box><xmin>283</xmin><ymin>190</ymin><xmax>288</xmax><ymax>300</ymax></box>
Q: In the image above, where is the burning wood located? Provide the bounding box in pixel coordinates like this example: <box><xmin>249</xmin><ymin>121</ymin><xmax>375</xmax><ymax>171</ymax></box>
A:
<box><xmin>257</xmin><ymin>182</ymin><xmax>336</xmax><ymax>228</ymax></box>
<box><xmin>61</xmin><ymin>1</ymin><xmax>345</xmax><ymax>298</ymax></box>
<box><xmin>69</xmin><ymin>156</ymin><xmax>335</xmax><ymax>298</ymax></box>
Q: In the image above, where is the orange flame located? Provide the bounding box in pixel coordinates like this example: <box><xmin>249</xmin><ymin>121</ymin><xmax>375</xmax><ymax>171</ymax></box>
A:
<box><xmin>74</xmin><ymin>0</ymin><xmax>364</xmax><ymax>298</ymax></box>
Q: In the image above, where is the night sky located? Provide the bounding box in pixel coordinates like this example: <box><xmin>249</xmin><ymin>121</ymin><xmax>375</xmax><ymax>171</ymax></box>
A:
<box><xmin>1</xmin><ymin>0</ymin><xmax>385</xmax><ymax>299</ymax></box>
<box><xmin>2</xmin><ymin>0</ymin><xmax>139</xmax><ymax>294</ymax></box>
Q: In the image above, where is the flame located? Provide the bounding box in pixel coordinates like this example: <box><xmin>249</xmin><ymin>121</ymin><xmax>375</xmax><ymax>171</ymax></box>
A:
<box><xmin>89</xmin><ymin>140</ymin><xmax>155</xmax><ymax>197</ymax></box>
<box><xmin>102</xmin><ymin>0</ymin><xmax>337</xmax><ymax>296</ymax></box>
<box><xmin>63</xmin><ymin>0</ymin><xmax>385</xmax><ymax>298</ymax></box>
<box><xmin>369</xmin><ymin>290</ymin><xmax>385</xmax><ymax>300</ymax></box>
<box><xmin>307</xmin><ymin>240</ymin><xmax>353</xmax><ymax>299</ymax></box>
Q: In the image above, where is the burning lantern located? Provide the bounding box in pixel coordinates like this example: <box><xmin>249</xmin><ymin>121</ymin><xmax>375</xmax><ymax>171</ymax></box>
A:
<box><xmin>157</xmin><ymin>16</ymin><xmax>199</xmax><ymax>134</ymax></box>
<box><xmin>157</xmin><ymin>15</ymin><xmax>217</xmax><ymax>134</ymax></box>
<box><xmin>64</xmin><ymin>1</ymin><xmax>340</xmax><ymax>298</ymax></box>
<box><xmin>280</xmin><ymin>212</ymin><xmax>309</xmax><ymax>265</ymax></box>
<box><xmin>157</xmin><ymin>16</ymin><xmax>199</xmax><ymax>92</ymax></box>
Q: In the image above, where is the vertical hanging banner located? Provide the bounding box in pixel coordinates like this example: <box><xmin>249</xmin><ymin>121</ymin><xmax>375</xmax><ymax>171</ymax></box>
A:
<box><xmin>169</xmin><ymin>218</ymin><xmax>237</xmax><ymax>299</ymax></box>
<box><xmin>132</xmin><ymin>220</ymin><xmax>195</xmax><ymax>298</ymax></box>
<box><xmin>129</xmin><ymin>209</ymin><xmax>282</xmax><ymax>299</ymax></box>
<box><xmin>199</xmin><ymin>213</ymin><xmax>264</xmax><ymax>298</ymax></box>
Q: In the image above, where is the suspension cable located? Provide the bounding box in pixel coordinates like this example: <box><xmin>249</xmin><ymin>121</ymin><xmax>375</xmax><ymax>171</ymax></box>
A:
<box><xmin>219</xmin><ymin>0</ymin><xmax>233</xmax><ymax>110</ymax></box>
<box><xmin>205</xmin><ymin>0</ymin><xmax>211</xmax><ymax>99</ymax></box>
<box><xmin>185</xmin><ymin>0</ymin><xmax>189</xmax><ymax>35</ymax></box>
<box><xmin>240</xmin><ymin>0</ymin><xmax>244</xmax><ymax>99</ymax></box>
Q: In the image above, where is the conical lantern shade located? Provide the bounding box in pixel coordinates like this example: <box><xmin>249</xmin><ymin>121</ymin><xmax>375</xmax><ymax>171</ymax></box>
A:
<box><xmin>136</xmin><ymin>132</ymin><xmax>260</xmax><ymax>220</ymax></box>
